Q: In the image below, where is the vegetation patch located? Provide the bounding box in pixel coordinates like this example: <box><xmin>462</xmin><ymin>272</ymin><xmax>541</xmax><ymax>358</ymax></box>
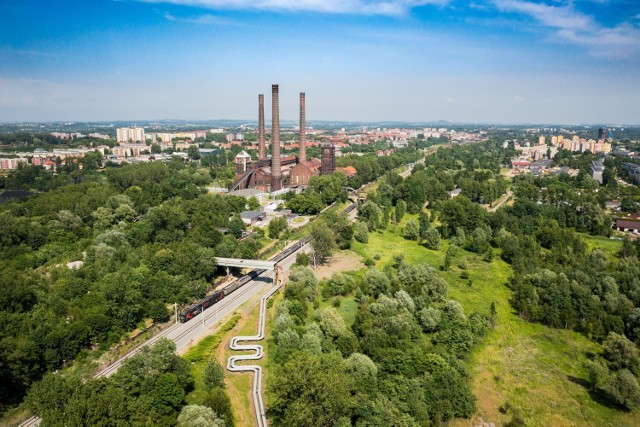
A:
<box><xmin>354</xmin><ymin>210</ymin><xmax>640</xmax><ymax>426</ymax></box>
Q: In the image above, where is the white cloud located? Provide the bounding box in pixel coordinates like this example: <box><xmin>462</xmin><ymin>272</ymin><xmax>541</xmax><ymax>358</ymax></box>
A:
<box><xmin>163</xmin><ymin>12</ymin><xmax>238</xmax><ymax>25</ymax></box>
<box><xmin>141</xmin><ymin>0</ymin><xmax>448</xmax><ymax>16</ymax></box>
<box><xmin>514</xmin><ymin>95</ymin><xmax>525</xmax><ymax>102</ymax></box>
<box><xmin>494</xmin><ymin>0</ymin><xmax>592</xmax><ymax>31</ymax></box>
<box><xmin>493</xmin><ymin>0</ymin><xmax>640</xmax><ymax>59</ymax></box>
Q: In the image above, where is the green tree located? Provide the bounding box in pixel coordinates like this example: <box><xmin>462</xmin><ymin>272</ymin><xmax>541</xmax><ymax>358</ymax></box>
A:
<box><xmin>204</xmin><ymin>355</ymin><xmax>226</xmax><ymax>390</ymax></box>
<box><xmin>188</xmin><ymin>145</ymin><xmax>202</xmax><ymax>160</ymax></box>
<box><xmin>404</xmin><ymin>220</ymin><xmax>419</xmax><ymax>241</ymax></box>
<box><xmin>423</xmin><ymin>227</ymin><xmax>442</xmax><ymax>250</ymax></box>
<box><xmin>603</xmin><ymin>332</ymin><xmax>640</xmax><ymax>372</ymax></box>
<box><xmin>395</xmin><ymin>200</ymin><xmax>407</xmax><ymax>222</ymax></box>
<box><xmin>295</xmin><ymin>252</ymin><xmax>310</xmax><ymax>266</ymax></box>
<box><xmin>228</xmin><ymin>215</ymin><xmax>245</xmax><ymax>239</ymax></box>
<box><xmin>203</xmin><ymin>388</ymin><xmax>234</xmax><ymax>426</ymax></box>
<box><xmin>246</xmin><ymin>196</ymin><xmax>260</xmax><ymax>211</ymax></box>
<box><xmin>268</xmin><ymin>216</ymin><xmax>288</xmax><ymax>239</ymax></box>
<box><xmin>359</xmin><ymin>201</ymin><xmax>382</xmax><ymax>231</ymax></box>
<box><xmin>177</xmin><ymin>405</ymin><xmax>226</xmax><ymax>427</ymax></box>
<box><xmin>418</xmin><ymin>211</ymin><xmax>431</xmax><ymax>240</ymax></box>
<box><xmin>397</xmin><ymin>264</ymin><xmax>447</xmax><ymax>302</ymax></box>
<box><xmin>362</xmin><ymin>268</ymin><xmax>390</xmax><ymax>297</ymax></box>
<box><xmin>353</xmin><ymin>221</ymin><xmax>369</xmax><ymax>244</ymax></box>
<box><xmin>268</xmin><ymin>351</ymin><xmax>355</xmax><ymax>426</ymax></box>
<box><xmin>310</xmin><ymin>222</ymin><xmax>336</xmax><ymax>266</ymax></box>
<box><xmin>604</xmin><ymin>369</ymin><xmax>640</xmax><ymax>410</ymax></box>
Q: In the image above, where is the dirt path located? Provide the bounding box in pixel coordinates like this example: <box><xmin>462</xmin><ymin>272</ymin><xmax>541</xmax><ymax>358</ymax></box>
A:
<box><xmin>486</xmin><ymin>190</ymin><xmax>513</xmax><ymax>213</ymax></box>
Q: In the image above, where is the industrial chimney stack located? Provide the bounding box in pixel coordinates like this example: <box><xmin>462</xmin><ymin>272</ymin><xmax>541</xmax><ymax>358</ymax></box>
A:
<box><xmin>258</xmin><ymin>94</ymin><xmax>266</xmax><ymax>159</ymax></box>
<box><xmin>270</xmin><ymin>84</ymin><xmax>282</xmax><ymax>191</ymax></box>
<box><xmin>299</xmin><ymin>92</ymin><xmax>306</xmax><ymax>162</ymax></box>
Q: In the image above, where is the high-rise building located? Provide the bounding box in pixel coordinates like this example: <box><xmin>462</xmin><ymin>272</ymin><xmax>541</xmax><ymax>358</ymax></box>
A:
<box><xmin>116</xmin><ymin>127</ymin><xmax>145</xmax><ymax>143</ymax></box>
<box><xmin>597</xmin><ymin>127</ymin><xmax>607</xmax><ymax>140</ymax></box>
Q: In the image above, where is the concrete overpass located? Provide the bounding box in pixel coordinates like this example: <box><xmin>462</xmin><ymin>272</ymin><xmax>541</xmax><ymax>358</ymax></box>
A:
<box><xmin>214</xmin><ymin>257</ymin><xmax>276</xmax><ymax>271</ymax></box>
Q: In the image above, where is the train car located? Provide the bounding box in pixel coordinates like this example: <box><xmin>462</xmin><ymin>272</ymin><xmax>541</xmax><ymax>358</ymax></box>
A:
<box><xmin>202</xmin><ymin>290</ymin><xmax>224</xmax><ymax>309</ymax></box>
<box><xmin>179</xmin><ymin>303</ymin><xmax>203</xmax><ymax>323</ymax></box>
<box><xmin>223</xmin><ymin>269</ymin><xmax>264</xmax><ymax>296</ymax></box>
<box><xmin>178</xmin><ymin>290</ymin><xmax>223</xmax><ymax>322</ymax></box>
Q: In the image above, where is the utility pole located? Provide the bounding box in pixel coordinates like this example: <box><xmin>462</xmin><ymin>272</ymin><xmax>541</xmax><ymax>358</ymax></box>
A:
<box><xmin>174</xmin><ymin>303</ymin><xmax>178</xmax><ymax>324</ymax></box>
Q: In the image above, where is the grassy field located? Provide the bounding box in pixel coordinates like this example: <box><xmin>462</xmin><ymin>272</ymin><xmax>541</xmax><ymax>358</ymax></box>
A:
<box><xmin>352</xmin><ymin>218</ymin><xmax>640</xmax><ymax>426</ymax></box>
<box><xmin>183</xmin><ymin>314</ymin><xmax>241</xmax><ymax>406</ymax></box>
<box><xmin>221</xmin><ymin>294</ymin><xmax>275</xmax><ymax>427</ymax></box>
<box><xmin>583</xmin><ymin>234</ymin><xmax>623</xmax><ymax>256</ymax></box>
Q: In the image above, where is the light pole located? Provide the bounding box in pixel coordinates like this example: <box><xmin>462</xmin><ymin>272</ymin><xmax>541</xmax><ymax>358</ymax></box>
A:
<box><xmin>174</xmin><ymin>303</ymin><xmax>178</xmax><ymax>324</ymax></box>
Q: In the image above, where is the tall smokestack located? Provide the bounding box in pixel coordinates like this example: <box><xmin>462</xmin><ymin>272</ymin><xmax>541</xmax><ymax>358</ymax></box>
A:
<box><xmin>258</xmin><ymin>94</ymin><xmax>266</xmax><ymax>159</ymax></box>
<box><xmin>271</xmin><ymin>84</ymin><xmax>282</xmax><ymax>191</ymax></box>
<box><xmin>299</xmin><ymin>92</ymin><xmax>306</xmax><ymax>162</ymax></box>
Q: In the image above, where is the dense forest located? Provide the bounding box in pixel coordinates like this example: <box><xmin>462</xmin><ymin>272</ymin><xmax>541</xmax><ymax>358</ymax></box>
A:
<box><xmin>0</xmin><ymin>159</ymin><xmax>262</xmax><ymax>413</ymax></box>
<box><xmin>268</xmin><ymin>242</ymin><xmax>488</xmax><ymax>425</ymax></box>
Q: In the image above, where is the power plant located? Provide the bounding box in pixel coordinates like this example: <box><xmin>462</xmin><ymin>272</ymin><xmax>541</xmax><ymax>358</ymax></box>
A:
<box><xmin>230</xmin><ymin>84</ymin><xmax>340</xmax><ymax>193</ymax></box>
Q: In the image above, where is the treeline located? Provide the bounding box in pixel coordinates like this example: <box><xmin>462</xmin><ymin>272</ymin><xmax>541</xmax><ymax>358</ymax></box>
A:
<box><xmin>26</xmin><ymin>339</ymin><xmax>230</xmax><ymax>427</ymax></box>
<box><xmin>0</xmin><ymin>152</ymin><xmax>104</xmax><ymax>192</ymax></box>
<box><xmin>362</xmin><ymin>144</ymin><xmax>512</xmax><ymax>215</ymax></box>
<box><xmin>285</xmin><ymin>147</ymin><xmax>422</xmax><ymax>215</ymax></box>
<box><xmin>0</xmin><ymin>132</ymin><xmax>116</xmax><ymax>151</ymax></box>
<box><xmin>267</xmin><ymin>261</ymin><xmax>489</xmax><ymax>425</ymax></box>
<box><xmin>337</xmin><ymin>148</ymin><xmax>422</xmax><ymax>189</ymax></box>
<box><xmin>0</xmin><ymin>161</ymin><xmax>258</xmax><ymax>411</ymax></box>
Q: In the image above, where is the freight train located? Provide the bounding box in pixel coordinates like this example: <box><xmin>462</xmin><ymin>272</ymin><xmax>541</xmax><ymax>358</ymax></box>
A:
<box><xmin>178</xmin><ymin>235</ymin><xmax>313</xmax><ymax>323</ymax></box>
<box><xmin>178</xmin><ymin>203</ymin><xmax>355</xmax><ymax>323</ymax></box>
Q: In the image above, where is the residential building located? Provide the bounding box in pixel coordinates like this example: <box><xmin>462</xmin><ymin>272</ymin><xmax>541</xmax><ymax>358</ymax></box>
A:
<box><xmin>116</xmin><ymin>127</ymin><xmax>145</xmax><ymax>143</ymax></box>
<box><xmin>0</xmin><ymin>157</ymin><xmax>28</xmax><ymax>170</ymax></box>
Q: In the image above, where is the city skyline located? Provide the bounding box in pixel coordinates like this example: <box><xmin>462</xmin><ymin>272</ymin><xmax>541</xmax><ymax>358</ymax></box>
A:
<box><xmin>1</xmin><ymin>0</ymin><xmax>639</xmax><ymax>124</ymax></box>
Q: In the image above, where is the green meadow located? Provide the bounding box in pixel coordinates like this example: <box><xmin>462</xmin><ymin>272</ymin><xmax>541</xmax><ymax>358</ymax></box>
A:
<box><xmin>351</xmin><ymin>217</ymin><xmax>640</xmax><ymax>426</ymax></box>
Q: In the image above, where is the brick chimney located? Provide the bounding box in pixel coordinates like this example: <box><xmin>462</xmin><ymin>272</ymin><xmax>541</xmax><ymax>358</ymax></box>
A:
<box><xmin>271</xmin><ymin>84</ymin><xmax>282</xmax><ymax>191</ymax></box>
<box><xmin>258</xmin><ymin>94</ymin><xmax>266</xmax><ymax>159</ymax></box>
<box><xmin>299</xmin><ymin>92</ymin><xmax>306</xmax><ymax>162</ymax></box>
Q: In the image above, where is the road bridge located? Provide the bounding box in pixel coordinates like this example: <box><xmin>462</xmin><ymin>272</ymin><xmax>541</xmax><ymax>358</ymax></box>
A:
<box><xmin>214</xmin><ymin>257</ymin><xmax>277</xmax><ymax>271</ymax></box>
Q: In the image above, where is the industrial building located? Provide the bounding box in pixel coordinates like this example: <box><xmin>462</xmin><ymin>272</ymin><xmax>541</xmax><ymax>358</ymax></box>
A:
<box><xmin>230</xmin><ymin>85</ymin><xmax>347</xmax><ymax>193</ymax></box>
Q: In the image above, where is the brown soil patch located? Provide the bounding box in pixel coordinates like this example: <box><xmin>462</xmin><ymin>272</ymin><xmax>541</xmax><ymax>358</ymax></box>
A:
<box><xmin>313</xmin><ymin>250</ymin><xmax>365</xmax><ymax>280</ymax></box>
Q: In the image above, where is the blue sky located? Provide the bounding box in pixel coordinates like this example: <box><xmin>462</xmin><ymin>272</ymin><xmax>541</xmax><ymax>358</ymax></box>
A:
<box><xmin>1</xmin><ymin>0</ymin><xmax>639</xmax><ymax>124</ymax></box>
